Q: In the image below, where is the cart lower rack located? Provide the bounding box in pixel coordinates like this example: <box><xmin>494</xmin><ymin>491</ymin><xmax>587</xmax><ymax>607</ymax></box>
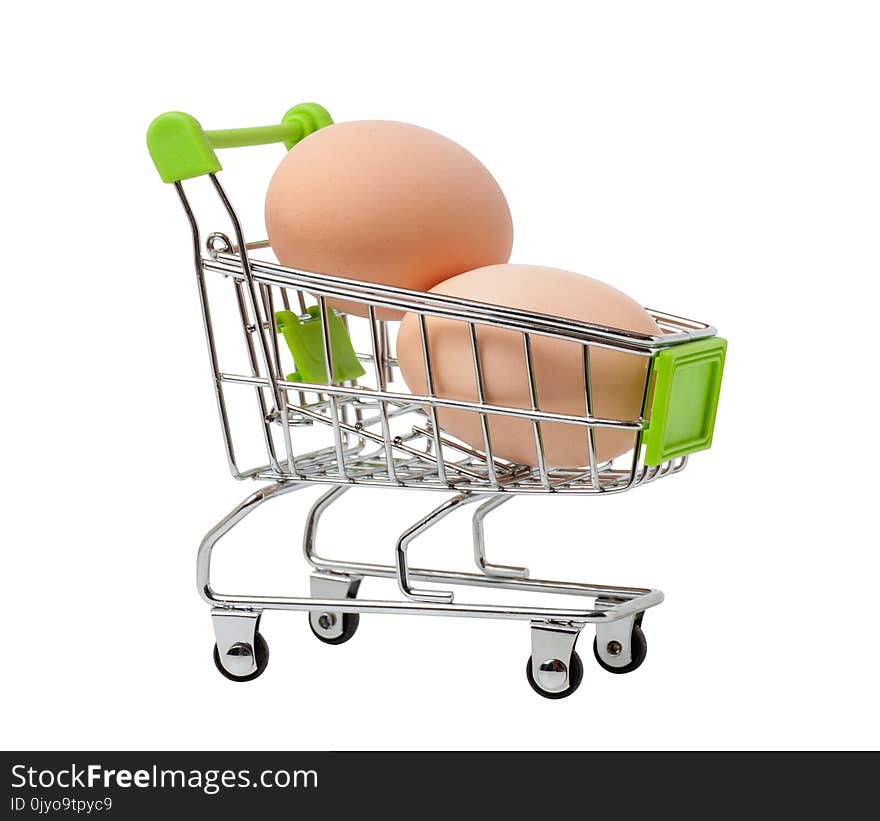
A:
<box><xmin>148</xmin><ymin>103</ymin><xmax>726</xmax><ymax>698</ymax></box>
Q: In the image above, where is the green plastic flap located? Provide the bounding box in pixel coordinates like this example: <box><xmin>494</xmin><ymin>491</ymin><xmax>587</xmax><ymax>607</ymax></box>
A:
<box><xmin>643</xmin><ymin>336</ymin><xmax>727</xmax><ymax>466</ymax></box>
<box><xmin>276</xmin><ymin>306</ymin><xmax>366</xmax><ymax>385</ymax></box>
<box><xmin>147</xmin><ymin>103</ymin><xmax>333</xmax><ymax>183</ymax></box>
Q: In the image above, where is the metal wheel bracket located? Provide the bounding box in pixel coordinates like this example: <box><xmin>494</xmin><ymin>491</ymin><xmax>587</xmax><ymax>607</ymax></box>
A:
<box><xmin>309</xmin><ymin>572</ymin><xmax>362</xmax><ymax>641</ymax></box>
<box><xmin>211</xmin><ymin>608</ymin><xmax>261</xmax><ymax>678</ymax></box>
<box><xmin>530</xmin><ymin>622</ymin><xmax>581</xmax><ymax>695</ymax></box>
<box><xmin>594</xmin><ymin>612</ymin><xmax>637</xmax><ymax>668</ymax></box>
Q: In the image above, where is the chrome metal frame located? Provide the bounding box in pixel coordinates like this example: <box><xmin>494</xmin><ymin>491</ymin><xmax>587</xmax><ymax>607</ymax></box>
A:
<box><xmin>198</xmin><ymin>480</ymin><xmax>663</xmax><ymax>621</ymax></box>
<box><xmin>169</xmin><ymin>169</ymin><xmax>717</xmax><ymax>692</ymax></box>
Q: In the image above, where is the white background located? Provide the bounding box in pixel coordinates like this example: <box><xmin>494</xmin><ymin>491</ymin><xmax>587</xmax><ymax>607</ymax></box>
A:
<box><xmin>3</xmin><ymin>1</ymin><xmax>878</xmax><ymax>750</ymax></box>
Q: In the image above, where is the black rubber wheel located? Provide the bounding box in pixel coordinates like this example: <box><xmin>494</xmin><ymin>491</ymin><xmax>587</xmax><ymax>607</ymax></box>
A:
<box><xmin>525</xmin><ymin>650</ymin><xmax>584</xmax><ymax>700</ymax></box>
<box><xmin>309</xmin><ymin>612</ymin><xmax>360</xmax><ymax>645</ymax></box>
<box><xmin>213</xmin><ymin>632</ymin><xmax>269</xmax><ymax>682</ymax></box>
<box><xmin>593</xmin><ymin>623</ymin><xmax>647</xmax><ymax>674</ymax></box>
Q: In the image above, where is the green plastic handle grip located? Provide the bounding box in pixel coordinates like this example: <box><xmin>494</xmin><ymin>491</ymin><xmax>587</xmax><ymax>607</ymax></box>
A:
<box><xmin>146</xmin><ymin>102</ymin><xmax>333</xmax><ymax>183</ymax></box>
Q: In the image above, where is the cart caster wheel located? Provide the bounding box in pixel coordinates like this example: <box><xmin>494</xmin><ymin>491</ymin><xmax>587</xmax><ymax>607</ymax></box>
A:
<box><xmin>309</xmin><ymin>612</ymin><xmax>359</xmax><ymax>645</ymax></box>
<box><xmin>213</xmin><ymin>632</ymin><xmax>269</xmax><ymax>682</ymax></box>
<box><xmin>525</xmin><ymin>651</ymin><xmax>583</xmax><ymax>700</ymax></box>
<box><xmin>593</xmin><ymin>624</ymin><xmax>647</xmax><ymax>674</ymax></box>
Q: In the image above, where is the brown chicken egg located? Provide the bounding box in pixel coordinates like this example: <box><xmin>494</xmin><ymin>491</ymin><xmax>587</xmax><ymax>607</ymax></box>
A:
<box><xmin>396</xmin><ymin>264</ymin><xmax>661</xmax><ymax>468</ymax></box>
<box><xmin>265</xmin><ymin>120</ymin><xmax>513</xmax><ymax>319</ymax></box>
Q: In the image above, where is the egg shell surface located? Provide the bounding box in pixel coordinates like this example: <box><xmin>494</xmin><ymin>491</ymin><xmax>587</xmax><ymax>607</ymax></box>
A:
<box><xmin>396</xmin><ymin>264</ymin><xmax>661</xmax><ymax>468</ymax></box>
<box><xmin>265</xmin><ymin>120</ymin><xmax>513</xmax><ymax>320</ymax></box>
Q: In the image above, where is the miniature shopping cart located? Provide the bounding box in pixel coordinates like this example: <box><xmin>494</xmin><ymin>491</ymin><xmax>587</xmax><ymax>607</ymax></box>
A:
<box><xmin>147</xmin><ymin>103</ymin><xmax>726</xmax><ymax>699</ymax></box>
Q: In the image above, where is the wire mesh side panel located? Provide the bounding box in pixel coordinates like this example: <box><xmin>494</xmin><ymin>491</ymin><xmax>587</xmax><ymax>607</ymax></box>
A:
<box><xmin>175</xmin><ymin>172</ymin><xmax>697</xmax><ymax>492</ymax></box>
<box><xmin>198</xmin><ymin>259</ymin><xmax>692</xmax><ymax>494</ymax></box>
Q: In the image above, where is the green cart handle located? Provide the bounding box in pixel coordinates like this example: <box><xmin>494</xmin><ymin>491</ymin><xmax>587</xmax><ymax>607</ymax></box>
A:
<box><xmin>147</xmin><ymin>102</ymin><xmax>333</xmax><ymax>183</ymax></box>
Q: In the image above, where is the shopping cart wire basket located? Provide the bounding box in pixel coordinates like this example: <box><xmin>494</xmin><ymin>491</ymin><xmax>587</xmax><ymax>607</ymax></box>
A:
<box><xmin>147</xmin><ymin>103</ymin><xmax>726</xmax><ymax>698</ymax></box>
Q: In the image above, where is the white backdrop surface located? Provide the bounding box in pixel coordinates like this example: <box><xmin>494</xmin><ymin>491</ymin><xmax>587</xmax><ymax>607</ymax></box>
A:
<box><xmin>2</xmin><ymin>1</ymin><xmax>878</xmax><ymax>750</ymax></box>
